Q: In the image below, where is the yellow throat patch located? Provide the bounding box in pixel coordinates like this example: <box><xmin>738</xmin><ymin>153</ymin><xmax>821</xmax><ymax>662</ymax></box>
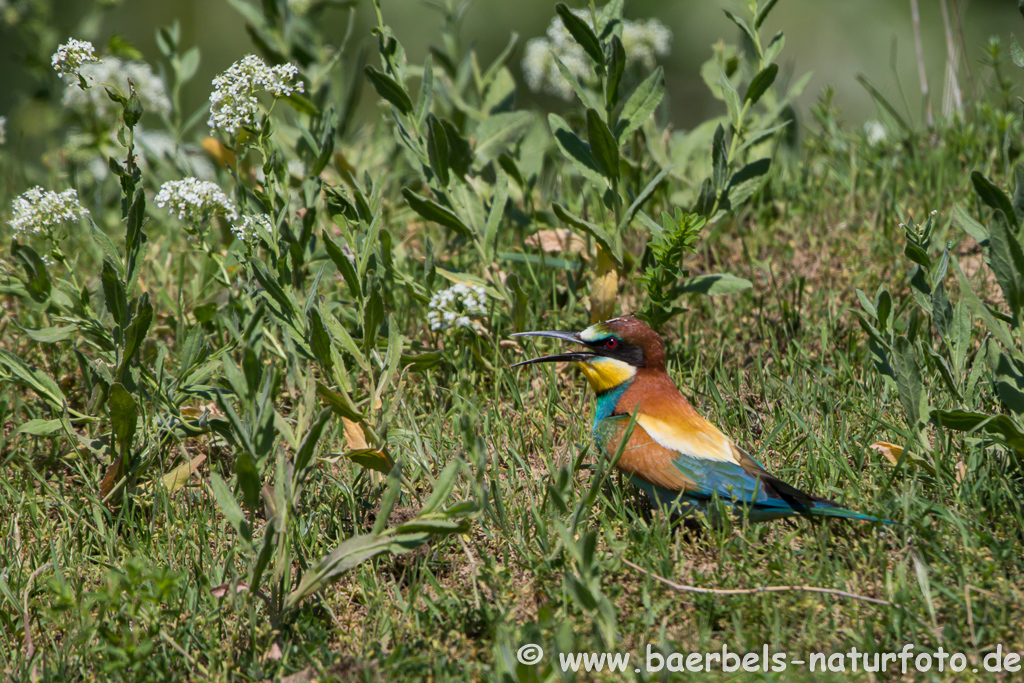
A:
<box><xmin>576</xmin><ymin>356</ymin><xmax>636</xmax><ymax>393</ymax></box>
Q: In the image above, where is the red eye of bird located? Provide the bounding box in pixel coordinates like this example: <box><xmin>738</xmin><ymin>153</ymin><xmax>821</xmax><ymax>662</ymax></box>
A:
<box><xmin>605</xmin><ymin>338</ymin><xmax>618</xmax><ymax>349</ymax></box>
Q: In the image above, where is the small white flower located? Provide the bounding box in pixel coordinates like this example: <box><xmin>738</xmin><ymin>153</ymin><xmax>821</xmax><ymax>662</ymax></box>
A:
<box><xmin>232</xmin><ymin>214</ymin><xmax>273</xmax><ymax>245</ymax></box>
<box><xmin>52</xmin><ymin>38</ymin><xmax>100</xmax><ymax>79</ymax></box>
<box><xmin>155</xmin><ymin>177</ymin><xmax>237</xmax><ymax>224</ymax></box>
<box><xmin>8</xmin><ymin>186</ymin><xmax>89</xmax><ymax>236</ymax></box>
<box><xmin>61</xmin><ymin>58</ymin><xmax>171</xmax><ymax>118</ymax></box>
<box><xmin>208</xmin><ymin>55</ymin><xmax>304</xmax><ymax>134</ymax></box>
<box><xmin>427</xmin><ymin>283</ymin><xmax>488</xmax><ymax>333</ymax></box>
<box><xmin>522</xmin><ymin>10</ymin><xmax>671</xmax><ymax>99</ymax></box>
<box><xmin>864</xmin><ymin>120</ymin><xmax>887</xmax><ymax>146</ymax></box>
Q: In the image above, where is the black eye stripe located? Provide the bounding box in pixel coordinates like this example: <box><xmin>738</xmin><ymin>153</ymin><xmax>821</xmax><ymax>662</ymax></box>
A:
<box><xmin>585</xmin><ymin>336</ymin><xmax>645</xmax><ymax>367</ymax></box>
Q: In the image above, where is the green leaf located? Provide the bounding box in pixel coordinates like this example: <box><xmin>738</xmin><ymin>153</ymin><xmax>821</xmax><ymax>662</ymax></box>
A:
<box><xmin>0</xmin><ymin>350</ymin><xmax>66</xmax><ymax>410</ymax></box>
<box><xmin>1013</xmin><ymin>164</ymin><xmax>1024</xmax><ymax>223</ymax></box>
<box><xmin>755</xmin><ymin>0</ymin><xmax>781</xmax><ymax>28</ymax></box>
<box><xmin>987</xmin><ymin>213</ymin><xmax>1024</xmax><ymax>324</ymax></box>
<box><xmin>552</xmin><ymin>202</ymin><xmax>620</xmax><ymax>265</ymax></box>
<box><xmin>323</xmin><ymin>232</ymin><xmax>362</xmax><ymax>300</ymax></box>
<box><xmin>716</xmin><ymin>62</ymin><xmax>741</xmax><ymax>126</ymax></box>
<box><xmin>555</xmin><ymin>3</ymin><xmax>603</xmax><ymax>66</ymax></box>
<box><xmin>1012</xmin><ymin>35</ymin><xmax>1024</xmax><ymax>69</ymax></box>
<box><xmin>108</xmin><ymin>383</ymin><xmax>138</xmax><ymax>462</ymax></box>
<box><xmin>373</xmin><ymin>459</ymin><xmax>404</xmax><ymax>536</ymax></box>
<box><xmin>619</xmin><ymin>165</ymin><xmax>674</xmax><ymax>231</ymax></box>
<box><xmin>402</xmin><ymin>188</ymin><xmax>473</xmax><ymax>238</ymax></box>
<box><xmin>425</xmin><ymin>113</ymin><xmax>450</xmax><ymax>187</ymax></box>
<box><xmin>364</xmin><ymin>65</ymin><xmax>413</xmax><ymax>115</ymax></box>
<box><xmin>586</xmin><ymin>108</ymin><xmax>620</xmax><ymax>181</ymax></box>
<box><xmin>676</xmin><ymin>273</ymin><xmax>752</xmax><ymax>295</ymax></box>
<box><xmin>744</xmin><ymin>63</ymin><xmax>778</xmax><ymax>105</ymax></box>
<box><xmin>606</xmin><ymin>35</ymin><xmax>626</xmax><ymax>109</ymax></box>
<box><xmin>951</xmin><ymin>257</ymin><xmax>1021</xmax><ymax>360</ymax></box>
<box><xmin>723</xmin><ymin>10</ymin><xmax>758</xmax><ymax>53</ymax></box>
<box><xmin>121</xmin><ymin>293</ymin><xmax>153</xmax><ymax>373</ymax></box>
<box><xmin>551</xmin><ymin>53</ymin><xmax>599</xmax><ymax>111</ymax></box>
<box><xmin>316</xmin><ymin>381</ymin><xmax>364</xmax><ymax>421</ymax></box>
<box><xmin>856</xmin><ymin>74</ymin><xmax>910</xmax><ymax>133</ymax></box>
<box><xmin>419</xmin><ymin>459</ymin><xmax>463</xmax><ymax>516</ymax></box>
<box><xmin>293</xmin><ymin>408</ymin><xmax>333</xmax><ymax>488</ymax></box>
<box><xmin>932</xmin><ymin>409</ymin><xmax>1024</xmax><ymax>454</ymax></box>
<box><xmin>15</xmin><ymin>419</ymin><xmax>65</xmax><ymax>436</ymax></box>
<box><xmin>893</xmin><ymin>336</ymin><xmax>927</xmax><ymax>432</ymax></box>
<box><xmin>971</xmin><ymin>171</ymin><xmax>1019</xmax><ymax>230</ymax></box>
<box><xmin>474</xmin><ymin>111</ymin><xmax>533</xmax><ymax>164</ymax></box>
<box><xmin>952</xmin><ymin>203</ymin><xmax>988</xmax><ymax>243</ymax></box>
<box><xmin>307</xmin><ymin>307</ymin><xmax>334</xmax><ymax>373</ymax></box>
<box><xmin>209</xmin><ymin>471</ymin><xmax>252</xmax><ymax>546</ymax></box>
<box><xmin>614</xmin><ymin>67</ymin><xmax>664</xmax><ymax>143</ymax></box>
<box><xmin>548</xmin><ymin>113</ymin><xmax>605</xmax><ymax>186</ymax></box>
<box><xmin>11</xmin><ymin>242</ymin><xmax>51</xmax><ymax>303</ymax></box>
<box><xmin>712</xmin><ymin>124</ymin><xmax>728</xmax><ymax>192</ymax></box>
<box><xmin>991</xmin><ymin>349</ymin><xmax>1024</xmax><ymax>421</ymax></box>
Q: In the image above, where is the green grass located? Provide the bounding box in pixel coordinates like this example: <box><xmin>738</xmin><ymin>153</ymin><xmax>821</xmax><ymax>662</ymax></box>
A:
<box><xmin>3</xmin><ymin>1</ymin><xmax>1024</xmax><ymax>681</ymax></box>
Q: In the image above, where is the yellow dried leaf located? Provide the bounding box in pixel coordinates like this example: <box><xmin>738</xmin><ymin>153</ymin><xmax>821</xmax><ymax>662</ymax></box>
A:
<box><xmin>590</xmin><ymin>248</ymin><xmax>618</xmax><ymax>323</ymax></box>
<box><xmin>343</xmin><ymin>418</ymin><xmax>368</xmax><ymax>450</ymax></box>
<box><xmin>869</xmin><ymin>441</ymin><xmax>903</xmax><ymax>465</ymax></box>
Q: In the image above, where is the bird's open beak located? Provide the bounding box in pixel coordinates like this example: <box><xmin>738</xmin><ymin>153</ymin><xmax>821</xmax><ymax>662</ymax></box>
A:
<box><xmin>510</xmin><ymin>330</ymin><xmax>595</xmax><ymax>367</ymax></box>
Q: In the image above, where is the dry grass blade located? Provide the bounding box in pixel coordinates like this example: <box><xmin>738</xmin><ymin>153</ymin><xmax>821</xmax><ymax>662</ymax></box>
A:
<box><xmin>623</xmin><ymin>559</ymin><xmax>898</xmax><ymax>608</ymax></box>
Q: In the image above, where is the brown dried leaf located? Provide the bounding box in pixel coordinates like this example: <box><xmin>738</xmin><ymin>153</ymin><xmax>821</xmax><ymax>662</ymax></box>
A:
<box><xmin>525</xmin><ymin>228</ymin><xmax>586</xmax><ymax>255</ymax></box>
<box><xmin>211</xmin><ymin>581</ymin><xmax>248</xmax><ymax>598</ymax></box>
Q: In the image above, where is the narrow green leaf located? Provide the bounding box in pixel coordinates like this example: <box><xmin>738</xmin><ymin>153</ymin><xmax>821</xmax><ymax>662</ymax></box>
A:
<box><xmin>322</xmin><ymin>232</ymin><xmax>362</xmax><ymax>300</ymax></box>
<box><xmin>988</xmin><ymin>213</ymin><xmax>1024</xmax><ymax>323</ymax></box>
<box><xmin>402</xmin><ymin>188</ymin><xmax>473</xmax><ymax>238</ymax></box>
<box><xmin>723</xmin><ymin>10</ymin><xmax>758</xmax><ymax>52</ymax></box>
<box><xmin>614</xmin><ymin>67</ymin><xmax>664</xmax><ymax>143</ymax></box>
<box><xmin>425</xmin><ymin>113</ymin><xmax>450</xmax><ymax>187</ymax></box>
<box><xmin>585</xmin><ymin>108</ymin><xmax>620</xmax><ymax>180</ymax></box>
<box><xmin>619</xmin><ymin>164</ymin><xmax>674</xmax><ymax>231</ymax></box>
<box><xmin>972</xmin><ymin>171</ymin><xmax>1019</xmax><ymax>230</ymax></box>
<box><xmin>11</xmin><ymin>242</ymin><xmax>52</xmax><ymax>303</ymax></box>
<box><xmin>606</xmin><ymin>35</ymin><xmax>625</xmax><ymax>109</ymax></box>
<box><xmin>712</xmin><ymin>124</ymin><xmax>727</xmax><ymax>192</ymax></box>
<box><xmin>716</xmin><ymin>62</ymin><xmax>741</xmax><ymax>125</ymax></box>
<box><xmin>744</xmin><ymin>63</ymin><xmax>778</xmax><ymax>105</ymax></box>
<box><xmin>316</xmin><ymin>381</ymin><xmax>364</xmax><ymax>421</ymax></box>
<box><xmin>364</xmin><ymin>65</ymin><xmax>412</xmax><ymax>114</ymax></box>
<box><xmin>951</xmin><ymin>257</ymin><xmax>1021</xmax><ymax>360</ymax></box>
<box><xmin>552</xmin><ymin>202</ymin><xmax>620</xmax><ymax>265</ymax></box>
<box><xmin>856</xmin><ymin>73</ymin><xmax>910</xmax><ymax>133</ymax></box>
<box><xmin>209</xmin><ymin>471</ymin><xmax>252</xmax><ymax>545</ymax></box>
<box><xmin>555</xmin><ymin>3</ymin><xmax>603</xmax><ymax>66</ymax></box>
<box><xmin>676</xmin><ymin>273</ymin><xmax>752</xmax><ymax>295</ymax></box>
<box><xmin>16</xmin><ymin>419</ymin><xmax>65</xmax><ymax>436</ymax></box>
<box><xmin>373</xmin><ymin>459</ymin><xmax>405</xmax><ymax>536</ymax></box>
<box><xmin>549</xmin><ymin>113</ymin><xmax>605</xmax><ymax>186</ymax></box>
<box><xmin>108</xmin><ymin>383</ymin><xmax>138</xmax><ymax>461</ymax></box>
<box><xmin>293</xmin><ymin>408</ymin><xmax>333</xmax><ymax>487</ymax></box>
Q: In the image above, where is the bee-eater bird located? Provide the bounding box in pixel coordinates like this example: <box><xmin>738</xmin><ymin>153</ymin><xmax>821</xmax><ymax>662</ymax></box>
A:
<box><xmin>512</xmin><ymin>315</ymin><xmax>891</xmax><ymax>525</ymax></box>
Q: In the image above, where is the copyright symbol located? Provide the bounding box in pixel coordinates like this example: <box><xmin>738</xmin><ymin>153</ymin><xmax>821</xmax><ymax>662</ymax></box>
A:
<box><xmin>517</xmin><ymin>643</ymin><xmax>544</xmax><ymax>665</ymax></box>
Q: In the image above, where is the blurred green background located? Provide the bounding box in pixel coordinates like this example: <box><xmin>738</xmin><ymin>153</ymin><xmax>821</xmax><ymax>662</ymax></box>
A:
<box><xmin>0</xmin><ymin>0</ymin><xmax>1015</xmax><ymax>143</ymax></box>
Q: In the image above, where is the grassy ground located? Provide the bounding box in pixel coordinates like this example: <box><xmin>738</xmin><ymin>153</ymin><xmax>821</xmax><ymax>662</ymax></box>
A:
<box><xmin>3</xmin><ymin>2</ymin><xmax>1024</xmax><ymax>682</ymax></box>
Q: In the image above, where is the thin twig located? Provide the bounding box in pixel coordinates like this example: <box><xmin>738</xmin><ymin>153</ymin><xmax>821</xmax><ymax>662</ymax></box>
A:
<box><xmin>623</xmin><ymin>559</ymin><xmax>898</xmax><ymax>608</ymax></box>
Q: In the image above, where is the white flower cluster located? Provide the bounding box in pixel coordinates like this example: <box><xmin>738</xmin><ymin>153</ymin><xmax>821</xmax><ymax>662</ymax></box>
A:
<box><xmin>208</xmin><ymin>55</ymin><xmax>304</xmax><ymax>134</ymax></box>
<box><xmin>62</xmin><ymin>58</ymin><xmax>171</xmax><ymax>118</ymax></box>
<box><xmin>232</xmin><ymin>214</ymin><xmax>273</xmax><ymax>245</ymax></box>
<box><xmin>864</xmin><ymin>120</ymin><xmax>888</xmax><ymax>147</ymax></box>
<box><xmin>51</xmin><ymin>38</ymin><xmax>100</xmax><ymax>79</ymax></box>
<box><xmin>8</xmin><ymin>186</ymin><xmax>90</xmax><ymax>236</ymax></box>
<box><xmin>427</xmin><ymin>283</ymin><xmax>488</xmax><ymax>332</ymax></box>
<box><xmin>522</xmin><ymin>10</ymin><xmax>671</xmax><ymax>99</ymax></box>
<box><xmin>155</xmin><ymin>178</ymin><xmax>238</xmax><ymax>224</ymax></box>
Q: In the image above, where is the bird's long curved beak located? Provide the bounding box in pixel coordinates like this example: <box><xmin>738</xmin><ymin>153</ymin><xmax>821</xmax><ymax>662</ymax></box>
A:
<box><xmin>510</xmin><ymin>330</ymin><xmax>595</xmax><ymax>367</ymax></box>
